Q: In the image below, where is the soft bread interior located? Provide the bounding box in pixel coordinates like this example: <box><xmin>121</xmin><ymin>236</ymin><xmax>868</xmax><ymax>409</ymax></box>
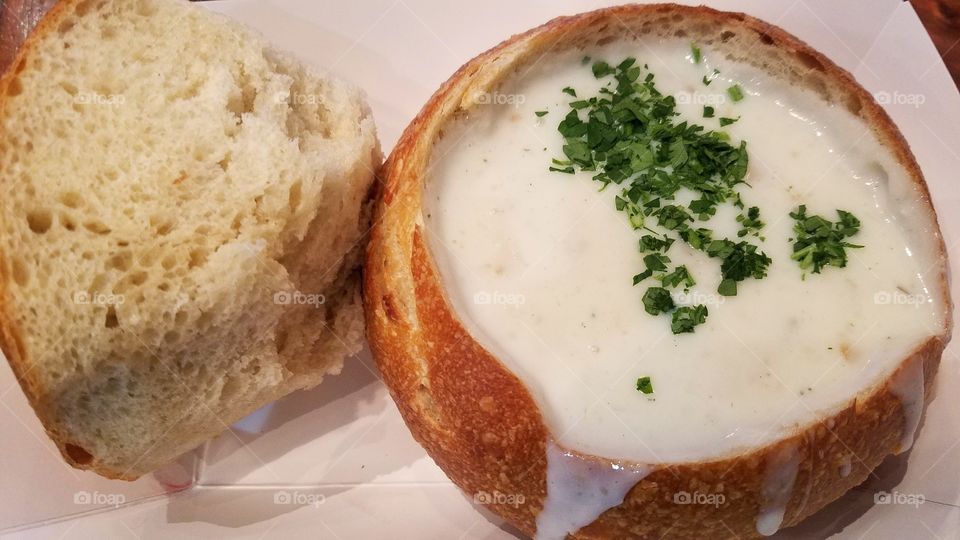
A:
<box><xmin>0</xmin><ymin>0</ymin><xmax>379</xmax><ymax>477</ymax></box>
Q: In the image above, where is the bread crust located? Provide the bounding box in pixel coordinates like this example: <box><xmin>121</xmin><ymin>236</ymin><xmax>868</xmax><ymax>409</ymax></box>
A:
<box><xmin>0</xmin><ymin>0</ymin><xmax>85</xmax><ymax>471</ymax></box>
<box><xmin>365</xmin><ymin>4</ymin><xmax>953</xmax><ymax>538</ymax></box>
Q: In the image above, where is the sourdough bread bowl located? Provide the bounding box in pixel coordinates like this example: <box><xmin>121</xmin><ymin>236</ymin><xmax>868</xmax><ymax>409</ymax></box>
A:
<box><xmin>0</xmin><ymin>0</ymin><xmax>380</xmax><ymax>478</ymax></box>
<box><xmin>365</xmin><ymin>3</ymin><xmax>952</xmax><ymax>539</ymax></box>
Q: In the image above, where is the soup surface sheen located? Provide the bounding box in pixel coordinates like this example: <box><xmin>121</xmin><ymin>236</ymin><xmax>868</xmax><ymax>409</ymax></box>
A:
<box><xmin>424</xmin><ymin>39</ymin><xmax>944</xmax><ymax>464</ymax></box>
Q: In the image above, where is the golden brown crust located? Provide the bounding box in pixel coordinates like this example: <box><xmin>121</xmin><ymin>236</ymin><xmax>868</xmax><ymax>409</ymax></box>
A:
<box><xmin>365</xmin><ymin>3</ymin><xmax>953</xmax><ymax>538</ymax></box>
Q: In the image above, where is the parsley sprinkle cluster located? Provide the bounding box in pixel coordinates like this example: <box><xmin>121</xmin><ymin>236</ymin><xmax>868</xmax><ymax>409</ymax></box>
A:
<box><xmin>789</xmin><ymin>205</ymin><xmax>863</xmax><ymax>276</ymax></box>
<box><xmin>548</xmin><ymin>56</ymin><xmax>771</xmax><ymax>334</ymax></box>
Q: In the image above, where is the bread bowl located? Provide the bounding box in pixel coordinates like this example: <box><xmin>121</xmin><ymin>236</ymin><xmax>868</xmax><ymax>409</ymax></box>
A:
<box><xmin>0</xmin><ymin>0</ymin><xmax>380</xmax><ymax>478</ymax></box>
<box><xmin>365</xmin><ymin>3</ymin><xmax>952</xmax><ymax>538</ymax></box>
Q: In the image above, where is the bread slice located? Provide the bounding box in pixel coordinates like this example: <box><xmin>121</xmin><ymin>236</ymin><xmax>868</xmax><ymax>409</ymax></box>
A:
<box><xmin>366</xmin><ymin>4</ymin><xmax>951</xmax><ymax>539</ymax></box>
<box><xmin>0</xmin><ymin>0</ymin><xmax>380</xmax><ymax>479</ymax></box>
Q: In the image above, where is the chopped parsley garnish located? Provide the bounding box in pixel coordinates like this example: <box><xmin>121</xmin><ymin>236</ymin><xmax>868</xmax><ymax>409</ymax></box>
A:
<box><xmin>703</xmin><ymin>69</ymin><xmax>720</xmax><ymax>86</ymax></box>
<box><xmin>537</xmin><ymin>52</ymin><xmax>867</xmax><ymax>395</ymax></box>
<box><xmin>717</xmin><ymin>278</ymin><xmax>738</xmax><ymax>297</ymax></box>
<box><xmin>789</xmin><ymin>205</ymin><xmax>863</xmax><ymax>275</ymax></box>
<box><xmin>592</xmin><ymin>60</ymin><xmax>614</xmax><ymax>78</ymax></box>
<box><xmin>727</xmin><ymin>84</ymin><xmax>745</xmax><ymax>102</ymax></box>
<box><xmin>659</xmin><ymin>265</ymin><xmax>695</xmax><ymax>289</ymax></box>
<box><xmin>549</xmin><ymin>56</ymin><xmax>772</xmax><ymax>334</ymax></box>
<box><xmin>736</xmin><ymin>206</ymin><xmax>764</xmax><ymax>238</ymax></box>
<box><xmin>689</xmin><ymin>198</ymin><xmax>718</xmax><ymax>220</ymax></box>
<box><xmin>639</xmin><ymin>234</ymin><xmax>674</xmax><ymax>252</ymax></box>
<box><xmin>634</xmin><ymin>253</ymin><xmax>671</xmax><ymax>283</ymax></box>
<box><xmin>642</xmin><ymin>287</ymin><xmax>675</xmax><ymax>315</ymax></box>
<box><xmin>690</xmin><ymin>43</ymin><xmax>702</xmax><ymax>64</ymax></box>
<box><xmin>672</xmin><ymin>305</ymin><xmax>709</xmax><ymax>334</ymax></box>
<box><xmin>715</xmin><ymin>241</ymin><xmax>771</xmax><ymax>295</ymax></box>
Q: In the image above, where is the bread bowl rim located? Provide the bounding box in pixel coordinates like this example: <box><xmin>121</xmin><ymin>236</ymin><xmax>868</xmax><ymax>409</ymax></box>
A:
<box><xmin>364</xmin><ymin>2</ymin><xmax>953</xmax><ymax>537</ymax></box>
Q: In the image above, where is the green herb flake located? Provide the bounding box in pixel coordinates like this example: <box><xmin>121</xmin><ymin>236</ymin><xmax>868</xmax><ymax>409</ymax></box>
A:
<box><xmin>689</xmin><ymin>198</ymin><xmax>717</xmax><ymax>220</ymax></box>
<box><xmin>703</xmin><ymin>105</ymin><xmax>715</xmax><ymax>118</ymax></box>
<box><xmin>719</xmin><ymin>117</ymin><xmax>739</xmax><ymax>127</ymax></box>
<box><xmin>535</xmin><ymin>110</ymin><xmax>548</xmax><ymax>117</ymax></box>
<box><xmin>727</xmin><ymin>84</ymin><xmax>745</xmax><ymax>102</ymax></box>
<box><xmin>639</xmin><ymin>234</ymin><xmax>675</xmax><ymax>253</ymax></box>
<box><xmin>642</xmin><ymin>287</ymin><xmax>675</xmax><ymax>316</ymax></box>
<box><xmin>703</xmin><ymin>69</ymin><xmax>720</xmax><ymax>86</ymax></box>
<box><xmin>562</xmin><ymin>86</ymin><xmax>577</xmax><ymax>97</ymax></box>
<box><xmin>691</xmin><ymin>43</ymin><xmax>702</xmax><ymax>64</ymax></box>
<box><xmin>660</xmin><ymin>265</ymin><xmax>696</xmax><ymax>289</ymax></box>
<box><xmin>717</xmin><ymin>278</ymin><xmax>738</xmax><ymax>297</ymax></box>
<box><xmin>636</xmin><ymin>376</ymin><xmax>654</xmax><ymax>394</ymax></box>
<box><xmin>633</xmin><ymin>253</ymin><xmax>672</xmax><ymax>284</ymax></box>
<box><xmin>592</xmin><ymin>60</ymin><xmax>614</xmax><ymax>78</ymax></box>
